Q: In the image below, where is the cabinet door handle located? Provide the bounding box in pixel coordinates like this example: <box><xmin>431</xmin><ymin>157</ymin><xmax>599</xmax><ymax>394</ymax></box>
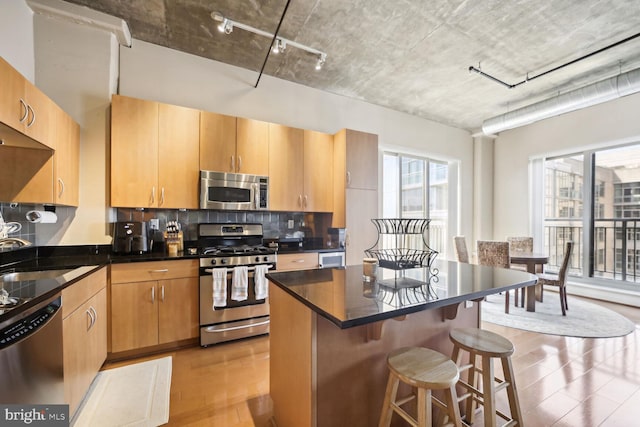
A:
<box><xmin>19</xmin><ymin>99</ymin><xmax>28</xmax><ymax>123</ymax></box>
<box><xmin>149</xmin><ymin>269</ymin><xmax>169</xmax><ymax>273</ymax></box>
<box><xmin>151</xmin><ymin>186</ymin><xmax>156</xmax><ymax>205</ymax></box>
<box><xmin>90</xmin><ymin>306</ymin><xmax>97</xmax><ymax>329</ymax></box>
<box><xmin>293</xmin><ymin>259</ymin><xmax>306</xmax><ymax>263</ymax></box>
<box><xmin>57</xmin><ymin>178</ymin><xmax>65</xmax><ymax>198</ymax></box>
<box><xmin>161</xmin><ymin>285</ymin><xmax>165</xmax><ymax>302</ymax></box>
<box><xmin>151</xmin><ymin>286</ymin><xmax>155</xmax><ymax>303</ymax></box>
<box><xmin>86</xmin><ymin>308</ymin><xmax>95</xmax><ymax>330</ymax></box>
<box><xmin>160</xmin><ymin>187</ymin><xmax>165</xmax><ymax>206</ymax></box>
<box><xmin>347</xmin><ymin>171</ymin><xmax>351</xmax><ymax>186</ymax></box>
<box><xmin>303</xmin><ymin>195</ymin><xmax>308</xmax><ymax>208</ymax></box>
<box><xmin>26</xmin><ymin>104</ymin><xmax>35</xmax><ymax>127</ymax></box>
<box><xmin>298</xmin><ymin>194</ymin><xmax>303</xmax><ymax>208</ymax></box>
<box><xmin>230</xmin><ymin>155</ymin><xmax>235</xmax><ymax>171</ymax></box>
<box><xmin>238</xmin><ymin>155</ymin><xmax>242</xmax><ymax>171</ymax></box>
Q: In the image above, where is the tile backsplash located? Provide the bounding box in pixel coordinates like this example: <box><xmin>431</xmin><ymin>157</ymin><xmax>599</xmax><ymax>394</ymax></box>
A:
<box><xmin>1</xmin><ymin>202</ymin><xmax>334</xmax><ymax>251</ymax></box>
<box><xmin>0</xmin><ymin>203</ymin><xmax>36</xmax><ymax>243</ymax></box>
<box><xmin>115</xmin><ymin>208</ymin><xmax>333</xmax><ymax>242</ymax></box>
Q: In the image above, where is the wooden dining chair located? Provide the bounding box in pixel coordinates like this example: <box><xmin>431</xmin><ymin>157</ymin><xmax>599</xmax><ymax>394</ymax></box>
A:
<box><xmin>506</xmin><ymin>236</ymin><xmax>534</xmax><ymax>306</ymax></box>
<box><xmin>537</xmin><ymin>242</ymin><xmax>573</xmax><ymax>316</ymax></box>
<box><xmin>477</xmin><ymin>241</ymin><xmax>512</xmax><ymax>313</ymax></box>
<box><xmin>453</xmin><ymin>236</ymin><xmax>469</xmax><ymax>263</ymax></box>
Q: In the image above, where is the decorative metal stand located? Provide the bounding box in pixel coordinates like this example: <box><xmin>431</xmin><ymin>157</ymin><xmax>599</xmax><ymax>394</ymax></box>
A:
<box><xmin>365</xmin><ymin>218</ymin><xmax>440</xmax><ymax>305</ymax></box>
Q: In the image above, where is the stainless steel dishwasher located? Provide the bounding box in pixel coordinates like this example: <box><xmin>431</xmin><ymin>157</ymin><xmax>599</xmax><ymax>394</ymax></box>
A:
<box><xmin>0</xmin><ymin>293</ymin><xmax>64</xmax><ymax>404</ymax></box>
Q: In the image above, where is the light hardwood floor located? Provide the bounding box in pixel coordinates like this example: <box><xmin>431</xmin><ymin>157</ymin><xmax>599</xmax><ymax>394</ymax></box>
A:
<box><xmin>104</xmin><ymin>296</ymin><xmax>639</xmax><ymax>426</ymax></box>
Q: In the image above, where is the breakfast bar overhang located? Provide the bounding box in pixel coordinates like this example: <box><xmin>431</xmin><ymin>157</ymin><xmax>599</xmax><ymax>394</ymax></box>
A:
<box><xmin>267</xmin><ymin>260</ymin><xmax>537</xmax><ymax>427</ymax></box>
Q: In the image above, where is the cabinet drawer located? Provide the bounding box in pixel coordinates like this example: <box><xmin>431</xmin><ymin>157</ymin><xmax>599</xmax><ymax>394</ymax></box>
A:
<box><xmin>276</xmin><ymin>253</ymin><xmax>319</xmax><ymax>271</ymax></box>
<box><xmin>110</xmin><ymin>259</ymin><xmax>198</xmax><ymax>283</ymax></box>
<box><xmin>61</xmin><ymin>267</ymin><xmax>107</xmax><ymax>318</ymax></box>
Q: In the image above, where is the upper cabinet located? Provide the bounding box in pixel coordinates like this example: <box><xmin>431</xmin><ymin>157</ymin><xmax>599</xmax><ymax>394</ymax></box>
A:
<box><xmin>200</xmin><ymin>114</ymin><xmax>269</xmax><ymax>176</ymax></box>
<box><xmin>0</xmin><ymin>57</ymin><xmax>80</xmax><ymax>205</ymax></box>
<box><xmin>111</xmin><ymin>95</ymin><xmax>199</xmax><ymax>209</ymax></box>
<box><xmin>332</xmin><ymin>129</ymin><xmax>378</xmax><ymax>229</ymax></box>
<box><xmin>303</xmin><ymin>130</ymin><xmax>333</xmax><ymax>212</ymax></box>
<box><xmin>54</xmin><ymin>104</ymin><xmax>80</xmax><ymax>206</ymax></box>
<box><xmin>268</xmin><ymin>126</ymin><xmax>333</xmax><ymax>212</ymax></box>
<box><xmin>0</xmin><ymin>57</ymin><xmax>55</xmax><ymax>148</ymax></box>
<box><xmin>268</xmin><ymin>124</ymin><xmax>304</xmax><ymax>211</ymax></box>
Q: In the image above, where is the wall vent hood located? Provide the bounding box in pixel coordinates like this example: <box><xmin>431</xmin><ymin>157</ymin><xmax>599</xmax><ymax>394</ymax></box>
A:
<box><xmin>482</xmin><ymin>67</ymin><xmax>640</xmax><ymax>135</ymax></box>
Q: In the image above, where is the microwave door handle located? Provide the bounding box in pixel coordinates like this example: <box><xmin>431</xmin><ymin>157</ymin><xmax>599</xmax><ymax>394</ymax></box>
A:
<box><xmin>254</xmin><ymin>183</ymin><xmax>260</xmax><ymax>209</ymax></box>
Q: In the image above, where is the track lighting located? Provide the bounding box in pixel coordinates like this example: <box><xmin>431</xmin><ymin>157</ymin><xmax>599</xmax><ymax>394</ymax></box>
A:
<box><xmin>315</xmin><ymin>53</ymin><xmax>326</xmax><ymax>71</ymax></box>
<box><xmin>211</xmin><ymin>11</ymin><xmax>327</xmax><ymax>70</ymax></box>
<box><xmin>217</xmin><ymin>18</ymin><xmax>233</xmax><ymax>34</ymax></box>
<box><xmin>272</xmin><ymin>39</ymin><xmax>286</xmax><ymax>54</ymax></box>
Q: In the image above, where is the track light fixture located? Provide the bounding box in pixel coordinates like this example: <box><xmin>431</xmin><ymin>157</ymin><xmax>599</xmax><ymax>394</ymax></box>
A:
<box><xmin>315</xmin><ymin>53</ymin><xmax>326</xmax><ymax>71</ymax></box>
<box><xmin>211</xmin><ymin>11</ymin><xmax>327</xmax><ymax>70</ymax></box>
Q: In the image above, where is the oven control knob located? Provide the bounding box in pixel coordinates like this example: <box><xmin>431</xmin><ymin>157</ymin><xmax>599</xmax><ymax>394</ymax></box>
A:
<box><xmin>210</xmin><ymin>259</ymin><xmax>216</xmax><ymax>266</ymax></box>
<box><xmin>263</xmin><ymin>256</ymin><xmax>269</xmax><ymax>262</ymax></box>
<box><xmin>220</xmin><ymin>259</ymin><xmax>227</xmax><ymax>265</ymax></box>
<box><xmin>255</xmin><ymin>256</ymin><xmax>260</xmax><ymax>262</ymax></box>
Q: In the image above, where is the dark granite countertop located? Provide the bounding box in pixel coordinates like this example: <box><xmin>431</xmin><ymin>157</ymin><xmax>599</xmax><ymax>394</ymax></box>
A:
<box><xmin>266</xmin><ymin>259</ymin><xmax>538</xmax><ymax>329</ymax></box>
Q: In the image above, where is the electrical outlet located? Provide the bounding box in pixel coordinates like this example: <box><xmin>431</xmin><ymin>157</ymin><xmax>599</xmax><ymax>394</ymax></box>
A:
<box><xmin>288</xmin><ymin>219</ymin><xmax>294</xmax><ymax>229</ymax></box>
<box><xmin>149</xmin><ymin>219</ymin><xmax>159</xmax><ymax>230</ymax></box>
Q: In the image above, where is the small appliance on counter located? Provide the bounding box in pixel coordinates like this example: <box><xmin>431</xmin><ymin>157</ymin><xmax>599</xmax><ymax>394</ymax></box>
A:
<box><xmin>327</xmin><ymin>227</ymin><xmax>346</xmax><ymax>249</ymax></box>
<box><xmin>112</xmin><ymin>221</ymin><xmax>148</xmax><ymax>254</ymax></box>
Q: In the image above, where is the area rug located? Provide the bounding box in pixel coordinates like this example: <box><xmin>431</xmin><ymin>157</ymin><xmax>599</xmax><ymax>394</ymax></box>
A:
<box><xmin>481</xmin><ymin>293</ymin><xmax>635</xmax><ymax>338</ymax></box>
<box><xmin>72</xmin><ymin>356</ymin><xmax>172</xmax><ymax>427</ymax></box>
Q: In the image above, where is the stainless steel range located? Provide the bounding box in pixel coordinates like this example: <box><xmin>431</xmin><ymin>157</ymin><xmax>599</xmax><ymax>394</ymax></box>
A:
<box><xmin>198</xmin><ymin>223</ymin><xmax>276</xmax><ymax>347</ymax></box>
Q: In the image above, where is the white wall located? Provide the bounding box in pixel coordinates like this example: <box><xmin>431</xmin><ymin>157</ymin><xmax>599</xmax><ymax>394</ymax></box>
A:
<box><xmin>494</xmin><ymin>91</ymin><xmax>640</xmax><ymax>240</ymax></box>
<box><xmin>119</xmin><ymin>40</ymin><xmax>474</xmax><ymax>254</ymax></box>
<box><xmin>0</xmin><ymin>0</ymin><xmax>34</xmax><ymax>81</ymax></box>
<box><xmin>32</xmin><ymin>13</ymin><xmax>119</xmax><ymax>245</ymax></box>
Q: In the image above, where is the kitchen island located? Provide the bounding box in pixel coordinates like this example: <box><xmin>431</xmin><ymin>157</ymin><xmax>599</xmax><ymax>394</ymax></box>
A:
<box><xmin>266</xmin><ymin>259</ymin><xmax>537</xmax><ymax>427</ymax></box>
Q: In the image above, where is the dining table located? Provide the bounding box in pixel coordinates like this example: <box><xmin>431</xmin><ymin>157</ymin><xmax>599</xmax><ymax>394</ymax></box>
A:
<box><xmin>510</xmin><ymin>252</ymin><xmax>549</xmax><ymax>311</ymax></box>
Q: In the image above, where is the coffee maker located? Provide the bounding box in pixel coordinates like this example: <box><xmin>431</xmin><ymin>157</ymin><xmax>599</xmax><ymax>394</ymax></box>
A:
<box><xmin>112</xmin><ymin>221</ymin><xmax>148</xmax><ymax>254</ymax></box>
<box><xmin>327</xmin><ymin>227</ymin><xmax>346</xmax><ymax>249</ymax></box>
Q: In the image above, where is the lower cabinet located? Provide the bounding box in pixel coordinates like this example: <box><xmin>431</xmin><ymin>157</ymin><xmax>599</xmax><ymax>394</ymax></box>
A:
<box><xmin>62</xmin><ymin>267</ymin><xmax>107</xmax><ymax>417</ymax></box>
<box><xmin>110</xmin><ymin>260</ymin><xmax>199</xmax><ymax>353</ymax></box>
<box><xmin>276</xmin><ymin>252</ymin><xmax>319</xmax><ymax>271</ymax></box>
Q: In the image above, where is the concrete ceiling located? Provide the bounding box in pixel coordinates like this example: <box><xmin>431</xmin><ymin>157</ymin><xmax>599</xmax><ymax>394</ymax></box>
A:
<box><xmin>62</xmin><ymin>0</ymin><xmax>640</xmax><ymax>132</ymax></box>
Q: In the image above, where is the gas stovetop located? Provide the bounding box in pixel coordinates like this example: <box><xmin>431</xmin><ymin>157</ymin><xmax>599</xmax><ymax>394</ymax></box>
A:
<box><xmin>197</xmin><ymin>223</ymin><xmax>276</xmax><ymax>268</ymax></box>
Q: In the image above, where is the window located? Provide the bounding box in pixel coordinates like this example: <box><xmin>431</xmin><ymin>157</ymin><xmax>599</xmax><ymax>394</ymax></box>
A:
<box><xmin>383</xmin><ymin>153</ymin><xmax>448</xmax><ymax>256</ymax></box>
<box><xmin>540</xmin><ymin>143</ymin><xmax>640</xmax><ymax>288</ymax></box>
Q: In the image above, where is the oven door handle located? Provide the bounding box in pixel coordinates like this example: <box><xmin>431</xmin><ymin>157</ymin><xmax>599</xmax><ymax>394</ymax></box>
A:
<box><xmin>203</xmin><ymin>264</ymin><xmax>273</xmax><ymax>274</ymax></box>
<box><xmin>204</xmin><ymin>319</ymin><xmax>270</xmax><ymax>333</ymax></box>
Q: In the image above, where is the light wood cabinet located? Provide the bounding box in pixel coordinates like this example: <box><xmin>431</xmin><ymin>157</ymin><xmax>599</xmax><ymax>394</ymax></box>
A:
<box><xmin>200</xmin><ymin>111</ymin><xmax>236</xmax><ymax>172</ymax></box>
<box><xmin>276</xmin><ymin>252</ymin><xmax>320</xmax><ymax>271</ymax></box>
<box><xmin>332</xmin><ymin>129</ymin><xmax>379</xmax><ymax>265</ymax></box>
<box><xmin>62</xmin><ymin>267</ymin><xmax>107</xmax><ymax>416</ymax></box>
<box><xmin>0</xmin><ymin>56</ymin><xmax>55</xmax><ymax>148</ymax></box>
<box><xmin>303</xmin><ymin>130</ymin><xmax>333</xmax><ymax>212</ymax></box>
<box><xmin>200</xmin><ymin>114</ymin><xmax>269</xmax><ymax>175</ymax></box>
<box><xmin>53</xmin><ymin>104</ymin><xmax>80</xmax><ymax>206</ymax></box>
<box><xmin>268</xmin><ymin>124</ymin><xmax>304</xmax><ymax>211</ymax></box>
<box><xmin>0</xmin><ymin>145</ymin><xmax>53</xmax><ymax>203</ymax></box>
<box><xmin>268</xmin><ymin>126</ymin><xmax>333</xmax><ymax>212</ymax></box>
<box><xmin>111</xmin><ymin>95</ymin><xmax>199</xmax><ymax>208</ymax></box>
<box><xmin>110</xmin><ymin>260</ymin><xmax>199</xmax><ymax>353</ymax></box>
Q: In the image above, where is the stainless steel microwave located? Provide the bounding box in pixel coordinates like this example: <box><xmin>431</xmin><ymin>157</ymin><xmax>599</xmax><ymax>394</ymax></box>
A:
<box><xmin>200</xmin><ymin>171</ymin><xmax>268</xmax><ymax>210</ymax></box>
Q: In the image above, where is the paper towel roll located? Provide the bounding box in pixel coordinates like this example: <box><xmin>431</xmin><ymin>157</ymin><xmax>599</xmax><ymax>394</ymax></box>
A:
<box><xmin>26</xmin><ymin>210</ymin><xmax>58</xmax><ymax>224</ymax></box>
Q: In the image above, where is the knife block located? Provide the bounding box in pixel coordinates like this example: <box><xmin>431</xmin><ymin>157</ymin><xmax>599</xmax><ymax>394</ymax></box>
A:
<box><xmin>163</xmin><ymin>231</ymin><xmax>183</xmax><ymax>252</ymax></box>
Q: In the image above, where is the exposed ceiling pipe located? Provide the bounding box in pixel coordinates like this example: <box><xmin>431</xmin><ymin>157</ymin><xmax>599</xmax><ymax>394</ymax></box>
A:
<box><xmin>482</xmin><ymin>67</ymin><xmax>640</xmax><ymax>135</ymax></box>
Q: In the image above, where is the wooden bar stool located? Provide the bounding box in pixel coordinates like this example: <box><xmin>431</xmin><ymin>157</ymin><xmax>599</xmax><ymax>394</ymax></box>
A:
<box><xmin>449</xmin><ymin>328</ymin><xmax>523</xmax><ymax>427</ymax></box>
<box><xmin>379</xmin><ymin>347</ymin><xmax>462</xmax><ymax>427</ymax></box>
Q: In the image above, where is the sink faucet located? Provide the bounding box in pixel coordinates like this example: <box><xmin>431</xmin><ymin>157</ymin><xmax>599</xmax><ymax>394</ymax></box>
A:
<box><xmin>0</xmin><ymin>237</ymin><xmax>32</xmax><ymax>249</ymax></box>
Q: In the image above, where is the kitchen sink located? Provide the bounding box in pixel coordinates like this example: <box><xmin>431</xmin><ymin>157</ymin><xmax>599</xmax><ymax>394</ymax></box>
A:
<box><xmin>0</xmin><ymin>269</ymin><xmax>74</xmax><ymax>282</ymax></box>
